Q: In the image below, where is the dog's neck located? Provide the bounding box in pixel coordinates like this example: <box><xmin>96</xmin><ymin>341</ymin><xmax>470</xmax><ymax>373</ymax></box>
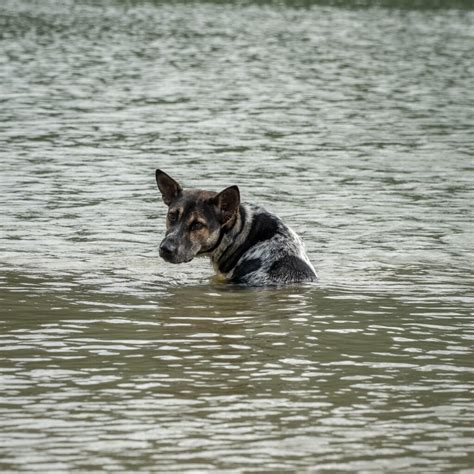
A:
<box><xmin>210</xmin><ymin>204</ymin><xmax>249</xmax><ymax>275</ymax></box>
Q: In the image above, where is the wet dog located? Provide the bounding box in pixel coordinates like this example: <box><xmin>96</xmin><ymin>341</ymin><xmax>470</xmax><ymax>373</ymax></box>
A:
<box><xmin>155</xmin><ymin>169</ymin><xmax>317</xmax><ymax>286</ymax></box>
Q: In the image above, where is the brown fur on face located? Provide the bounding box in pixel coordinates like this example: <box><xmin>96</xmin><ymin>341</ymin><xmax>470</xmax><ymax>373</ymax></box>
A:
<box><xmin>156</xmin><ymin>170</ymin><xmax>240</xmax><ymax>264</ymax></box>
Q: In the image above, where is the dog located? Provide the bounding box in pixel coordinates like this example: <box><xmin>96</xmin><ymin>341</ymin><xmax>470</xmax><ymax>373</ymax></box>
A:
<box><xmin>155</xmin><ymin>169</ymin><xmax>317</xmax><ymax>286</ymax></box>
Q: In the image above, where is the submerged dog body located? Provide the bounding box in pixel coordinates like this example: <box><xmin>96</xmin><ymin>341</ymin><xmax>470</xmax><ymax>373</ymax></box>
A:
<box><xmin>156</xmin><ymin>170</ymin><xmax>317</xmax><ymax>286</ymax></box>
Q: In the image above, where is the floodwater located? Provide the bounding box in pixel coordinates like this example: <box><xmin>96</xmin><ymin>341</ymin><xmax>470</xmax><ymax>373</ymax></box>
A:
<box><xmin>1</xmin><ymin>0</ymin><xmax>473</xmax><ymax>471</ymax></box>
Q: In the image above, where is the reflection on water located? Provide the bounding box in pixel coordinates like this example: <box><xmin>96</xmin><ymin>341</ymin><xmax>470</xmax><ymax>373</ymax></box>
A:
<box><xmin>0</xmin><ymin>0</ymin><xmax>473</xmax><ymax>471</ymax></box>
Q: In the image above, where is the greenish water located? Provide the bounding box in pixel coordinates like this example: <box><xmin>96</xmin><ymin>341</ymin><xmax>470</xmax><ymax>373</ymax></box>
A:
<box><xmin>1</xmin><ymin>0</ymin><xmax>473</xmax><ymax>471</ymax></box>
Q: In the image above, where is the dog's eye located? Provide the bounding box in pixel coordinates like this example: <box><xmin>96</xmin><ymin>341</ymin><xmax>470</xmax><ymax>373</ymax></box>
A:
<box><xmin>190</xmin><ymin>221</ymin><xmax>205</xmax><ymax>231</ymax></box>
<box><xmin>168</xmin><ymin>212</ymin><xmax>178</xmax><ymax>223</ymax></box>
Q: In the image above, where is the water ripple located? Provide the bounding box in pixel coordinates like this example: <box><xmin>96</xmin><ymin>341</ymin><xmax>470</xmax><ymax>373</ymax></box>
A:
<box><xmin>1</xmin><ymin>0</ymin><xmax>473</xmax><ymax>471</ymax></box>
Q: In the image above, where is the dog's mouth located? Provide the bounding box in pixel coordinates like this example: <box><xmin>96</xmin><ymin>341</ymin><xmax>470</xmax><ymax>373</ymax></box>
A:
<box><xmin>159</xmin><ymin>250</ymin><xmax>194</xmax><ymax>265</ymax></box>
<box><xmin>162</xmin><ymin>256</ymin><xmax>194</xmax><ymax>264</ymax></box>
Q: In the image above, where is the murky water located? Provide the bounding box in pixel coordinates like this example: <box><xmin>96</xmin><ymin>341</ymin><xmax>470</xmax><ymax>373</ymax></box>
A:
<box><xmin>1</xmin><ymin>0</ymin><xmax>473</xmax><ymax>471</ymax></box>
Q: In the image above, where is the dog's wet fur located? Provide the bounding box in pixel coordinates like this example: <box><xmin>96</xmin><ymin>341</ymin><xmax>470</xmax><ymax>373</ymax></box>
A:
<box><xmin>156</xmin><ymin>169</ymin><xmax>317</xmax><ymax>286</ymax></box>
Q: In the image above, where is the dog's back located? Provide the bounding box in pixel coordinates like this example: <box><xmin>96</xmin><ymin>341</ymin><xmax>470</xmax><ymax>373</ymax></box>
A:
<box><xmin>211</xmin><ymin>203</ymin><xmax>317</xmax><ymax>286</ymax></box>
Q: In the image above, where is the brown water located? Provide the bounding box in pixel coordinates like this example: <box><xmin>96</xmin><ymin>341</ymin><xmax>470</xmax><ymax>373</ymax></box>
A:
<box><xmin>1</xmin><ymin>0</ymin><xmax>473</xmax><ymax>471</ymax></box>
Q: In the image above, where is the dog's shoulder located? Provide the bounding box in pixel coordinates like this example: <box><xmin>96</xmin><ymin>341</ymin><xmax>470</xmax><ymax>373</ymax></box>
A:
<box><xmin>215</xmin><ymin>203</ymin><xmax>281</xmax><ymax>274</ymax></box>
<box><xmin>242</xmin><ymin>202</ymin><xmax>285</xmax><ymax>240</ymax></box>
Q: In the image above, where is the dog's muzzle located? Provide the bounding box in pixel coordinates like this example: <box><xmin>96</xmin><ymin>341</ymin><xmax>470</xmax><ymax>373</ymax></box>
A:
<box><xmin>159</xmin><ymin>238</ymin><xmax>195</xmax><ymax>264</ymax></box>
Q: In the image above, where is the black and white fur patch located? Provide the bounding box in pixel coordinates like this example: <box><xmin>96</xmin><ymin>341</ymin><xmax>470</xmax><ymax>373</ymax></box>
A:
<box><xmin>209</xmin><ymin>203</ymin><xmax>317</xmax><ymax>286</ymax></box>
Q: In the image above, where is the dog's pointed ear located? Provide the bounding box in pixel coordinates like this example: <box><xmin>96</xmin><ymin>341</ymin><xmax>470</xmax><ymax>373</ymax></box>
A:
<box><xmin>155</xmin><ymin>169</ymin><xmax>182</xmax><ymax>206</ymax></box>
<box><xmin>213</xmin><ymin>185</ymin><xmax>240</xmax><ymax>224</ymax></box>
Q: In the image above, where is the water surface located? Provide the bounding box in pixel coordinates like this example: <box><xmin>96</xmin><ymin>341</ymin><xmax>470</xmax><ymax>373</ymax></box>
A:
<box><xmin>0</xmin><ymin>0</ymin><xmax>473</xmax><ymax>471</ymax></box>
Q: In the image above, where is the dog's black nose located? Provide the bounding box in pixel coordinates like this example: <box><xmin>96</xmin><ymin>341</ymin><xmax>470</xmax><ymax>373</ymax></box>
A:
<box><xmin>159</xmin><ymin>241</ymin><xmax>174</xmax><ymax>260</ymax></box>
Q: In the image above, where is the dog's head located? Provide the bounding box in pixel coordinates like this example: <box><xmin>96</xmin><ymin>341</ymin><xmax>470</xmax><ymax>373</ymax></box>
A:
<box><xmin>155</xmin><ymin>169</ymin><xmax>240</xmax><ymax>264</ymax></box>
